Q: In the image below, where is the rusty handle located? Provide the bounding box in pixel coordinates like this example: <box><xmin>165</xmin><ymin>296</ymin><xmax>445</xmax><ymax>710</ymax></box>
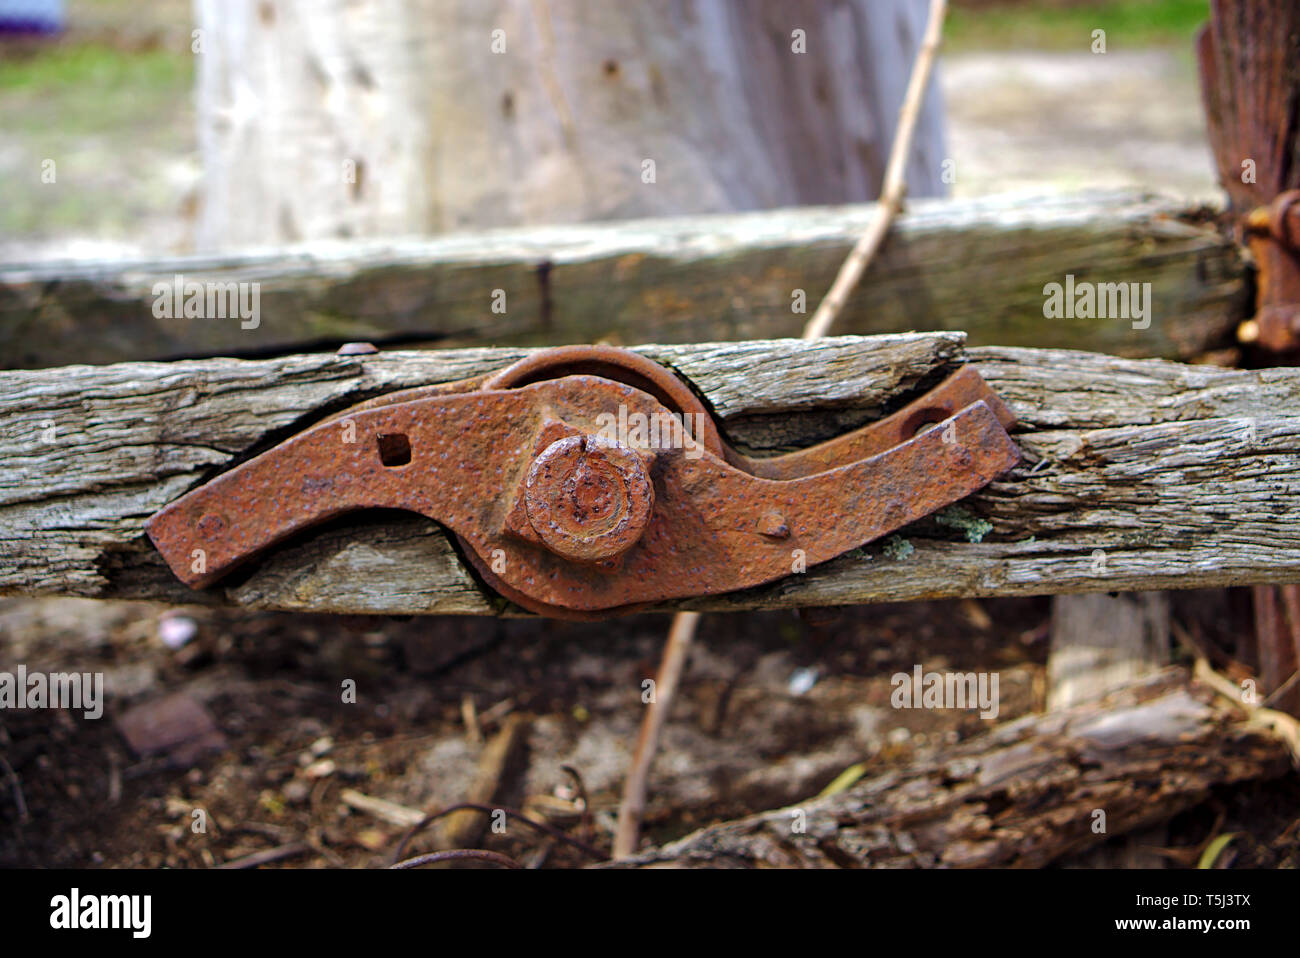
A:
<box><xmin>674</xmin><ymin>399</ymin><xmax>1020</xmax><ymax>582</ymax></box>
<box><xmin>145</xmin><ymin>399</ymin><xmax>484</xmax><ymax>587</ymax></box>
<box><xmin>733</xmin><ymin>366</ymin><xmax>1015</xmax><ymax>480</ymax></box>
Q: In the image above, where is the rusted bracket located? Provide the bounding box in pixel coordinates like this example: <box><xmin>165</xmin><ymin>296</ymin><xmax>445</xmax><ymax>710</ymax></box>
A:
<box><xmin>145</xmin><ymin>346</ymin><xmax>1020</xmax><ymax>617</ymax></box>
<box><xmin>1197</xmin><ymin>5</ymin><xmax>1300</xmax><ymax>353</ymax></box>
<box><xmin>1240</xmin><ymin>191</ymin><xmax>1300</xmax><ymax>352</ymax></box>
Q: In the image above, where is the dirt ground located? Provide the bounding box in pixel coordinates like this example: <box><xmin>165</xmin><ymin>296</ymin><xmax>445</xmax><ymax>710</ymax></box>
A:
<box><xmin>943</xmin><ymin>49</ymin><xmax>1215</xmax><ymax>201</ymax></box>
<box><xmin>0</xmin><ymin>595</ymin><xmax>1045</xmax><ymax>867</ymax></box>
<box><xmin>3</xmin><ymin>590</ymin><xmax>1297</xmax><ymax>868</ymax></box>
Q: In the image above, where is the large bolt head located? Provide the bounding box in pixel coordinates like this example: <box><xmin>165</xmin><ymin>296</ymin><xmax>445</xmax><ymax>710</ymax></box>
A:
<box><xmin>524</xmin><ymin>434</ymin><xmax>653</xmax><ymax>563</ymax></box>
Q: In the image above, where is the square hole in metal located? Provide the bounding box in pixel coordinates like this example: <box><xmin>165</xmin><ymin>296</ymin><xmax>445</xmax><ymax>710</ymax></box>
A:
<box><xmin>377</xmin><ymin>433</ymin><xmax>412</xmax><ymax>467</ymax></box>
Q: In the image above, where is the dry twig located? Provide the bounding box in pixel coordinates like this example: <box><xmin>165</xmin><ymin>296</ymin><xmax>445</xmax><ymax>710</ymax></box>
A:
<box><xmin>802</xmin><ymin>0</ymin><xmax>949</xmax><ymax>340</ymax></box>
<box><xmin>216</xmin><ymin>841</ymin><xmax>311</xmax><ymax>869</ymax></box>
<box><xmin>612</xmin><ymin>610</ymin><xmax>700</xmax><ymax>857</ymax></box>
<box><xmin>391</xmin><ymin>849</ymin><xmax>522</xmax><ymax>870</ymax></box>
<box><xmin>1194</xmin><ymin>658</ymin><xmax>1300</xmax><ymax>765</ymax></box>
<box><xmin>438</xmin><ymin>713</ymin><xmax>528</xmax><ymax>849</ymax></box>
<box><xmin>0</xmin><ymin>753</ymin><xmax>29</xmax><ymax>825</ymax></box>
<box><xmin>340</xmin><ymin>788</ymin><xmax>425</xmax><ymax>828</ymax></box>
<box><xmin>390</xmin><ymin>802</ymin><xmax>606</xmax><ymax>864</ymax></box>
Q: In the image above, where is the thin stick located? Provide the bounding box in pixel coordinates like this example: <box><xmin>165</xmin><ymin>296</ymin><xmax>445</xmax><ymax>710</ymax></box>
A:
<box><xmin>1262</xmin><ymin>669</ymin><xmax>1299</xmax><ymax>709</ymax></box>
<box><xmin>390</xmin><ymin>801</ymin><xmax>606</xmax><ymax>863</ymax></box>
<box><xmin>611</xmin><ymin>0</ymin><xmax>949</xmax><ymax>860</ymax></box>
<box><xmin>802</xmin><ymin>0</ymin><xmax>949</xmax><ymax>340</ymax></box>
<box><xmin>1194</xmin><ymin>658</ymin><xmax>1300</xmax><ymax>765</ymax></box>
<box><xmin>391</xmin><ymin>848</ymin><xmax>522</xmax><ymax>870</ymax></box>
<box><xmin>0</xmin><ymin>754</ymin><xmax>29</xmax><ymax>824</ymax></box>
<box><xmin>216</xmin><ymin>841</ymin><xmax>311</xmax><ymax>869</ymax></box>
<box><xmin>612</xmin><ymin>610</ymin><xmax>700</xmax><ymax>858</ymax></box>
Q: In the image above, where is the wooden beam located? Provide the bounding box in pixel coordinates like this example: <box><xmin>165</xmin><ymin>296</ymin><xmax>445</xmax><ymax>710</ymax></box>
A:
<box><xmin>3</xmin><ymin>333</ymin><xmax>1299</xmax><ymax>615</ymax></box>
<box><xmin>0</xmin><ymin>191</ymin><xmax>1242</xmax><ymax>369</ymax></box>
<box><xmin>600</xmin><ymin>670</ymin><xmax>1292</xmax><ymax>868</ymax></box>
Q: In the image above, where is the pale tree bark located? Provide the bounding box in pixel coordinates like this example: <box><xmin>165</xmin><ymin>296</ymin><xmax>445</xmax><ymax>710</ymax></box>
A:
<box><xmin>192</xmin><ymin>0</ymin><xmax>947</xmax><ymax>249</ymax></box>
<box><xmin>1048</xmin><ymin>593</ymin><xmax>1170</xmax><ymax>711</ymax></box>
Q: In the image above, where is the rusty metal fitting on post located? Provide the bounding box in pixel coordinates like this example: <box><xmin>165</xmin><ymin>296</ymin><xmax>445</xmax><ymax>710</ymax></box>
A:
<box><xmin>1238</xmin><ymin>190</ymin><xmax>1300</xmax><ymax>351</ymax></box>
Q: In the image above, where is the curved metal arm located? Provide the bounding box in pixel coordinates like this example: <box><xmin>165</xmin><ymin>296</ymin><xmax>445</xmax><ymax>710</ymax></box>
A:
<box><xmin>146</xmin><ymin>357</ymin><xmax>1021</xmax><ymax>614</ymax></box>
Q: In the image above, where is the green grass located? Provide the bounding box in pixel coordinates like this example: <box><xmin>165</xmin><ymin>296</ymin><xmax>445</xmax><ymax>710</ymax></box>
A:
<box><xmin>946</xmin><ymin>0</ymin><xmax>1210</xmax><ymax>52</ymax></box>
<box><xmin>0</xmin><ymin>43</ymin><xmax>191</xmax><ymax>135</ymax></box>
<box><xmin>0</xmin><ymin>40</ymin><xmax>193</xmax><ymax>237</ymax></box>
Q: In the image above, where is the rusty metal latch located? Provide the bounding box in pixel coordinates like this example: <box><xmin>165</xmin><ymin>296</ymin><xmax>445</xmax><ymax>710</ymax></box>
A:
<box><xmin>1197</xmin><ymin>14</ymin><xmax>1300</xmax><ymax>354</ymax></box>
<box><xmin>1239</xmin><ymin>190</ymin><xmax>1300</xmax><ymax>352</ymax></box>
<box><xmin>145</xmin><ymin>346</ymin><xmax>1021</xmax><ymax>617</ymax></box>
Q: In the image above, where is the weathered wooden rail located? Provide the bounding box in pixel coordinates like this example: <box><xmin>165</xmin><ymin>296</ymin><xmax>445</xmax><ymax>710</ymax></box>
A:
<box><xmin>3</xmin><ymin>332</ymin><xmax>1297</xmax><ymax>615</ymax></box>
<box><xmin>0</xmin><ymin>190</ymin><xmax>1241</xmax><ymax>369</ymax></box>
<box><xmin>604</xmin><ymin>670</ymin><xmax>1293</xmax><ymax>868</ymax></box>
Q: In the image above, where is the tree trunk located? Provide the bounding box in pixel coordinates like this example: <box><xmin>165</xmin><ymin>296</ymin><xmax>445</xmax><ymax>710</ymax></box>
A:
<box><xmin>193</xmin><ymin>0</ymin><xmax>946</xmax><ymax>249</ymax></box>
<box><xmin>1048</xmin><ymin>593</ymin><xmax>1169</xmax><ymax>711</ymax></box>
<box><xmin>1047</xmin><ymin>590</ymin><xmax>1170</xmax><ymax>867</ymax></box>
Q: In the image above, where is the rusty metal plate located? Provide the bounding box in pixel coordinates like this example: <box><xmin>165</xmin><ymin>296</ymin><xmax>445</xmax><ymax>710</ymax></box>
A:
<box><xmin>145</xmin><ymin>346</ymin><xmax>1020</xmax><ymax>617</ymax></box>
